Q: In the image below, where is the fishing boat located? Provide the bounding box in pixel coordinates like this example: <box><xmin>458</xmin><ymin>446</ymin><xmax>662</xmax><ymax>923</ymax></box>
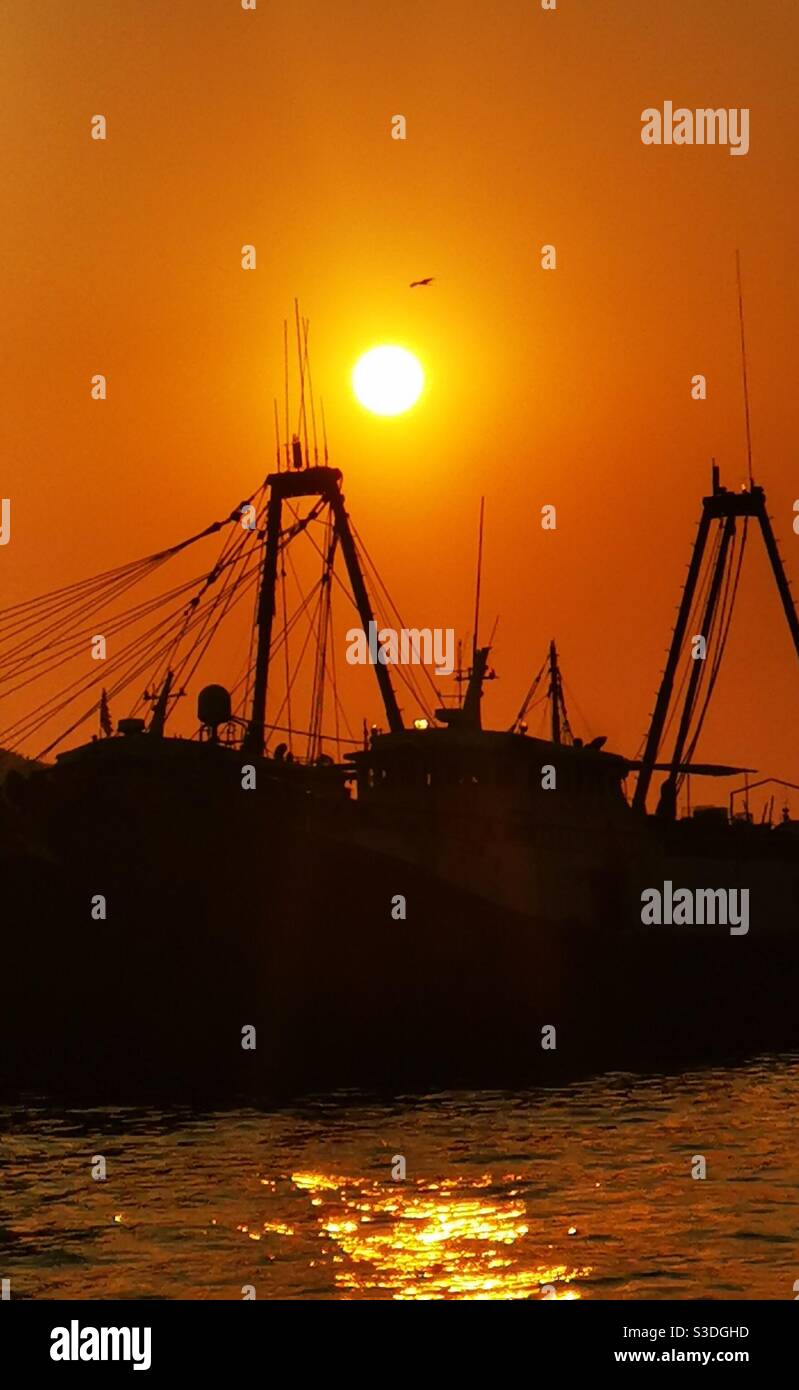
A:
<box><xmin>2</xmin><ymin>369</ymin><xmax>799</xmax><ymax>1094</ymax></box>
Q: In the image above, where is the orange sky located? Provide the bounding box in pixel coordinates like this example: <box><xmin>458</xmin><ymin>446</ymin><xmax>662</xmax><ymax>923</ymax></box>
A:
<box><xmin>2</xmin><ymin>0</ymin><xmax>799</xmax><ymax>810</ymax></box>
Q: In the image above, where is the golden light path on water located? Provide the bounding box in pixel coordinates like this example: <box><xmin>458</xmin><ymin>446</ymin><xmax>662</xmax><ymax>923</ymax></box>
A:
<box><xmin>240</xmin><ymin>1170</ymin><xmax>588</xmax><ymax>1299</ymax></box>
<box><xmin>6</xmin><ymin>1062</ymin><xmax>799</xmax><ymax>1299</ymax></box>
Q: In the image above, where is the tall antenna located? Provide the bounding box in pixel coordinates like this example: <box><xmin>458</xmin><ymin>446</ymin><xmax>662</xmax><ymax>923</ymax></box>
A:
<box><xmin>320</xmin><ymin>397</ymin><xmax>329</xmax><ymax>464</ymax></box>
<box><xmin>283</xmin><ymin>320</ymin><xmax>290</xmax><ymax>471</ymax></box>
<box><xmin>472</xmin><ymin>496</ymin><xmax>485</xmax><ymax>660</ymax></box>
<box><xmin>302</xmin><ymin>316</ymin><xmax>319</xmax><ymax>465</ymax></box>
<box><xmin>294</xmin><ymin>298</ymin><xmax>309</xmax><ymax>468</ymax></box>
<box><xmin>736</xmin><ymin>249</ymin><xmax>754</xmax><ymax>488</ymax></box>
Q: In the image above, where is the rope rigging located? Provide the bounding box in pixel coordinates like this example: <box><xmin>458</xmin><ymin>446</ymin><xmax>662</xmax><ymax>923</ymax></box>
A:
<box><xmin>0</xmin><ymin>482</ymin><xmax>347</xmax><ymax>757</ymax></box>
<box><xmin>0</xmin><ymin>461</ymin><xmax>454</xmax><ymax>762</ymax></box>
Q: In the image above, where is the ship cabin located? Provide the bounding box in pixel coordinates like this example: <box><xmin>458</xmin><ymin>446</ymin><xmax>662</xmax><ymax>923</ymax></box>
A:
<box><xmin>347</xmin><ymin>641</ymin><xmax>632</xmax><ymax>827</ymax></box>
<box><xmin>347</xmin><ymin>725</ymin><xmax>632</xmax><ymax>828</ymax></box>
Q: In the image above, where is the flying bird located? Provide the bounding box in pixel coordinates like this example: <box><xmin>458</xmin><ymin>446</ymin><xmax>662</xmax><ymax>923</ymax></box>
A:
<box><xmin>409</xmin><ymin>277</ymin><xmax>435</xmax><ymax>288</ymax></box>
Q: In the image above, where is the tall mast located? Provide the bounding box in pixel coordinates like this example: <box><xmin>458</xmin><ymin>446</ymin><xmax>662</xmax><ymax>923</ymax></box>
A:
<box><xmin>736</xmin><ymin>249</ymin><xmax>754</xmax><ymax>488</ymax></box>
<box><xmin>325</xmin><ymin>481</ymin><xmax>403</xmax><ymax>733</ymax></box>
<box><xmin>242</xmin><ymin>483</ymin><xmax>283</xmax><ymax>759</ymax></box>
<box><xmin>634</xmin><ymin>473</ymin><xmax>799</xmax><ymax>813</ymax></box>
<box><xmin>548</xmin><ymin>640</ymin><xmax>561</xmax><ymax>745</ymax></box>
<box><xmin>242</xmin><ymin>467</ymin><xmax>404</xmax><ymax>758</ymax></box>
<box><xmin>472</xmin><ymin>497</ymin><xmax>485</xmax><ymax>661</ymax></box>
<box><xmin>283</xmin><ymin>320</ymin><xmax>290</xmax><ymax>471</ymax></box>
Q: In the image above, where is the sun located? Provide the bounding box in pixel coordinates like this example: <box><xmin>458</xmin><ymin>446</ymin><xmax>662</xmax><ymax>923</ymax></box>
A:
<box><xmin>352</xmin><ymin>346</ymin><xmax>424</xmax><ymax>416</ymax></box>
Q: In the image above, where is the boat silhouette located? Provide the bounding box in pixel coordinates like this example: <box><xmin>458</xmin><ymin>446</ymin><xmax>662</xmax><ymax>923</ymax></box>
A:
<box><xmin>1</xmin><ymin>457</ymin><xmax>798</xmax><ymax>1097</ymax></box>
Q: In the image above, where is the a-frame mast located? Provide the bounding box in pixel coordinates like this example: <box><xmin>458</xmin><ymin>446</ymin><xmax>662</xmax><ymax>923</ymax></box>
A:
<box><xmin>633</xmin><ymin>468</ymin><xmax>799</xmax><ymax>814</ymax></box>
<box><xmin>242</xmin><ymin>466</ymin><xmax>403</xmax><ymax>759</ymax></box>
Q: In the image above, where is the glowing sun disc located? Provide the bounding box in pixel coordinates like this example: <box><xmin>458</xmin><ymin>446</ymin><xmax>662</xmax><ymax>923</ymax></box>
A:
<box><xmin>353</xmin><ymin>346</ymin><xmax>424</xmax><ymax>416</ymax></box>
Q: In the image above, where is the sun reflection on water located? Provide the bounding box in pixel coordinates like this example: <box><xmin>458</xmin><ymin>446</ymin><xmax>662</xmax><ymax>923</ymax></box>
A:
<box><xmin>283</xmin><ymin>1170</ymin><xmax>589</xmax><ymax>1299</ymax></box>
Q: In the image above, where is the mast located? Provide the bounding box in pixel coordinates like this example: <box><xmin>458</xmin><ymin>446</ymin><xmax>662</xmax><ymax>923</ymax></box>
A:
<box><xmin>548</xmin><ymin>640</ymin><xmax>561</xmax><ymax>745</ymax></box>
<box><xmin>283</xmin><ymin>320</ymin><xmax>290</xmax><ymax>471</ymax></box>
<box><xmin>438</xmin><ymin>646</ymin><xmax>489</xmax><ymax>731</ymax></box>
<box><xmin>242</xmin><ymin>484</ymin><xmax>283</xmax><ymax>759</ymax></box>
<box><xmin>633</xmin><ymin>504</ymin><xmax>713</xmax><ymax>812</ymax></box>
<box><xmin>736</xmin><ymin>250</ymin><xmax>754</xmax><ymax>488</ymax></box>
<box><xmin>756</xmin><ymin>505</ymin><xmax>799</xmax><ymax>663</ymax></box>
<box><xmin>472</xmin><ymin>496</ymin><xmax>485</xmax><ymax>660</ymax></box>
<box><xmin>325</xmin><ymin>480</ymin><xmax>403</xmax><ymax>733</ymax></box>
<box><xmin>634</xmin><ymin>470</ymin><xmax>799</xmax><ymax>813</ymax></box>
<box><xmin>242</xmin><ymin>467</ymin><xmax>404</xmax><ymax>758</ymax></box>
<box><xmin>667</xmin><ymin>512</ymin><xmax>735</xmax><ymax>778</ymax></box>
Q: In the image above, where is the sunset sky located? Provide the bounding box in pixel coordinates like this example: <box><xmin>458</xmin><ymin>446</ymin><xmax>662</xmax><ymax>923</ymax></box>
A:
<box><xmin>3</xmin><ymin>0</ymin><xmax>799</xmax><ymax>809</ymax></box>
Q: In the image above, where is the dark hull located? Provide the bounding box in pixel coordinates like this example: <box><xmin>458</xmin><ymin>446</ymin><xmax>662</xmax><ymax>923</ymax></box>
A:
<box><xmin>2</xmin><ymin>804</ymin><xmax>798</xmax><ymax>1100</ymax></box>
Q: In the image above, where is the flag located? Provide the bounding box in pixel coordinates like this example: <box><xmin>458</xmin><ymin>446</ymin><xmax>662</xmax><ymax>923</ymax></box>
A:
<box><xmin>99</xmin><ymin>688</ymin><xmax>113</xmax><ymax>737</ymax></box>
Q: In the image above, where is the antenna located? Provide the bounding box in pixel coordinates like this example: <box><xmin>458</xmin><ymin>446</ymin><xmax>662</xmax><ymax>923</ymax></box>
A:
<box><xmin>302</xmin><ymin>317</ymin><xmax>319</xmax><ymax>465</ymax></box>
<box><xmin>472</xmin><ymin>496</ymin><xmax>485</xmax><ymax>660</ymax></box>
<box><xmin>320</xmin><ymin>397</ymin><xmax>329</xmax><ymax>464</ymax></box>
<box><xmin>283</xmin><ymin>320</ymin><xmax>290</xmax><ymax>471</ymax></box>
<box><xmin>294</xmin><ymin>299</ymin><xmax>309</xmax><ymax>468</ymax></box>
<box><xmin>735</xmin><ymin>250</ymin><xmax>754</xmax><ymax>488</ymax></box>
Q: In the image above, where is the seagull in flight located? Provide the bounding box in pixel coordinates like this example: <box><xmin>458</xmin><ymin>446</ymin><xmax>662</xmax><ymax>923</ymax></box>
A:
<box><xmin>410</xmin><ymin>277</ymin><xmax>435</xmax><ymax>288</ymax></box>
